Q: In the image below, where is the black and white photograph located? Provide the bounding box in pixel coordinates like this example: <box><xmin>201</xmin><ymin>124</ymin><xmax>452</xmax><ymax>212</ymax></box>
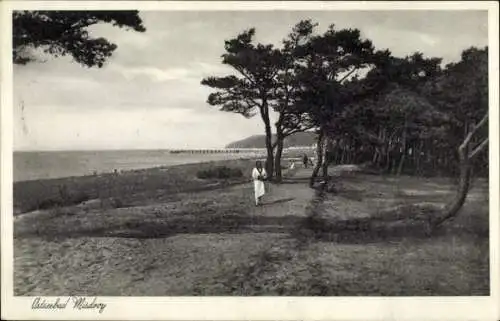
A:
<box><xmin>1</xmin><ymin>1</ymin><xmax>499</xmax><ymax>320</ymax></box>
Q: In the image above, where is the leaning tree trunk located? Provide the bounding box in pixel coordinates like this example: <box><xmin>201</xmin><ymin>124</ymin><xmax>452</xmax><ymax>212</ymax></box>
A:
<box><xmin>273</xmin><ymin>132</ymin><xmax>285</xmax><ymax>183</ymax></box>
<box><xmin>432</xmin><ymin>113</ymin><xmax>489</xmax><ymax>228</ymax></box>
<box><xmin>310</xmin><ymin>130</ymin><xmax>325</xmax><ymax>187</ymax></box>
<box><xmin>432</xmin><ymin>141</ymin><xmax>472</xmax><ymax>227</ymax></box>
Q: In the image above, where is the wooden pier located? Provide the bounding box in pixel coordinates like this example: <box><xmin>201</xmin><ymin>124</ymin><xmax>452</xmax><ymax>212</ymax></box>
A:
<box><xmin>169</xmin><ymin>148</ymin><xmax>266</xmax><ymax>154</ymax></box>
<box><xmin>168</xmin><ymin>147</ymin><xmax>314</xmax><ymax>155</ymax></box>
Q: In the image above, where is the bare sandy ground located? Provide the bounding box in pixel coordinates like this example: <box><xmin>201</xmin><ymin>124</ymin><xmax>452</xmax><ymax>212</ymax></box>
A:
<box><xmin>14</xmin><ymin>167</ymin><xmax>489</xmax><ymax>296</ymax></box>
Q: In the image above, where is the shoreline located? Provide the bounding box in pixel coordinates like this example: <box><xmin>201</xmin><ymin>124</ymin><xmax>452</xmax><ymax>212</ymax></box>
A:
<box><xmin>13</xmin><ymin>153</ymin><xmax>268</xmax><ymax>183</ymax></box>
<box><xmin>14</xmin><ymin>150</ymin><xmax>310</xmax><ymax>183</ymax></box>
<box><xmin>14</xmin><ymin>155</ymin><xmax>260</xmax><ymax>184</ymax></box>
<box><xmin>13</xmin><ymin>157</ymin><xmax>279</xmax><ymax>214</ymax></box>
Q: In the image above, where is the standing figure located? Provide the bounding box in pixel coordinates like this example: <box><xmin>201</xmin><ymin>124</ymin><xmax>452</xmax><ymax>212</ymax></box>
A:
<box><xmin>303</xmin><ymin>154</ymin><xmax>309</xmax><ymax>168</ymax></box>
<box><xmin>252</xmin><ymin>161</ymin><xmax>267</xmax><ymax>206</ymax></box>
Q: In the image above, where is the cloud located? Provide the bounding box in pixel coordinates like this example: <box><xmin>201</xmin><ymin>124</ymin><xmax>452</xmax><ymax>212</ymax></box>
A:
<box><xmin>14</xmin><ymin>105</ymin><xmax>265</xmax><ymax>150</ymax></box>
<box><xmin>14</xmin><ymin>60</ymin><xmax>222</xmax><ymax>113</ymax></box>
<box><xmin>109</xmin><ymin>61</ymin><xmax>233</xmax><ymax>83</ymax></box>
<box><xmin>117</xmin><ymin>65</ymin><xmax>192</xmax><ymax>82</ymax></box>
<box><xmin>419</xmin><ymin>34</ymin><xmax>440</xmax><ymax>46</ymax></box>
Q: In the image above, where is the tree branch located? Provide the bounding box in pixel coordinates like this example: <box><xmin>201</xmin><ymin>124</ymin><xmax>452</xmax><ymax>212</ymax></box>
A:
<box><xmin>275</xmin><ymin>111</ymin><xmax>285</xmax><ymax>128</ymax></box>
<box><xmin>244</xmin><ymin>97</ymin><xmax>260</xmax><ymax>109</ymax></box>
<box><xmin>338</xmin><ymin>67</ymin><xmax>358</xmax><ymax>83</ymax></box>
<box><xmin>461</xmin><ymin>113</ymin><xmax>488</xmax><ymax>150</ymax></box>
<box><xmin>283</xmin><ymin>124</ymin><xmax>315</xmax><ymax>137</ymax></box>
<box><xmin>234</xmin><ymin>65</ymin><xmax>257</xmax><ymax>88</ymax></box>
<box><xmin>468</xmin><ymin>137</ymin><xmax>488</xmax><ymax>159</ymax></box>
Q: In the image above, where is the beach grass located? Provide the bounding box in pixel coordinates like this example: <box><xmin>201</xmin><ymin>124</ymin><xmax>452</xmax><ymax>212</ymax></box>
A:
<box><xmin>14</xmin><ymin>158</ymin><xmax>260</xmax><ymax>214</ymax></box>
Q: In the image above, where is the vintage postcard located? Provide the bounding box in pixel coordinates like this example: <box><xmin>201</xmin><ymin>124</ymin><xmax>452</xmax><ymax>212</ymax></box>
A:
<box><xmin>1</xmin><ymin>1</ymin><xmax>499</xmax><ymax>320</ymax></box>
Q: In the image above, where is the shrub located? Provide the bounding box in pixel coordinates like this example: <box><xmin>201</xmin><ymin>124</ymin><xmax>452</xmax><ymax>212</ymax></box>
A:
<box><xmin>35</xmin><ymin>198</ymin><xmax>64</xmax><ymax>210</ymax></box>
<box><xmin>71</xmin><ymin>192</ymin><xmax>91</xmax><ymax>205</ymax></box>
<box><xmin>197</xmin><ymin>166</ymin><xmax>243</xmax><ymax>179</ymax></box>
<box><xmin>111</xmin><ymin>197</ymin><xmax>130</xmax><ymax>209</ymax></box>
<box><xmin>28</xmin><ymin>187</ymin><xmax>91</xmax><ymax>212</ymax></box>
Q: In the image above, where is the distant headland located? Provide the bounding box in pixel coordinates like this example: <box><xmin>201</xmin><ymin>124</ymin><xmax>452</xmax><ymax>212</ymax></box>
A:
<box><xmin>225</xmin><ymin>132</ymin><xmax>317</xmax><ymax>149</ymax></box>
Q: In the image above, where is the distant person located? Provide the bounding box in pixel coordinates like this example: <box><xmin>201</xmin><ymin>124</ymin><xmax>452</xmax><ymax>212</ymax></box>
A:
<box><xmin>303</xmin><ymin>154</ymin><xmax>309</xmax><ymax>168</ymax></box>
<box><xmin>252</xmin><ymin>161</ymin><xmax>267</xmax><ymax>206</ymax></box>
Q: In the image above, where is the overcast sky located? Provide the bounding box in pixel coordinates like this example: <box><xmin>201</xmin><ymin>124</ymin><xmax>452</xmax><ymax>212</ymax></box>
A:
<box><xmin>13</xmin><ymin>10</ymin><xmax>488</xmax><ymax>151</ymax></box>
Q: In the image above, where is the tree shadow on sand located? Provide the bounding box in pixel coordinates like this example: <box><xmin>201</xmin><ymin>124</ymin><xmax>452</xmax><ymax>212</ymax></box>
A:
<box><xmin>280</xmin><ymin>177</ymin><xmax>310</xmax><ymax>185</ymax></box>
<box><xmin>261</xmin><ymin>198</ymin><xmax>295</xmax><ymax>206</ymax></box>
<box><xmin>295</xmin><ymin>205</ymin><xmax>489</xmax><ymax>245</ymax></box>
<box><xmin>291</xmin><ymin>177</ymin><xmax>489</xmax><ymax>245</ymax></box>
<box><xmin>15</xmin><ymin>210</ymin><xmax>306</xmax><ymax>240</ymax></box>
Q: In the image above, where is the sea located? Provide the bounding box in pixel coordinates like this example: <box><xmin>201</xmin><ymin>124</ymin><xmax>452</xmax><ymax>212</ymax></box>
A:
<box><xmin>13</xmin><ymin>150</ymin><xmax>265</xmax><ymax>182</ymax></box>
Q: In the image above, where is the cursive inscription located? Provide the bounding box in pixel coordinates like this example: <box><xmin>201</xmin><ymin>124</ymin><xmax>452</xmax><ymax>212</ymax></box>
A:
<box><xmin>32</xmin><ymin>297</ymin><xmax>69</xmax><ymax>310</ymax></box>
<box><xmin>72</xmin><ymin>297</ymin><xmax>107</xmax><ymax>313</ymax></box>
<box><xmin>31</xmin><ymin>297</ymin><xmax>107</xmax><ymax>314</ymax></box>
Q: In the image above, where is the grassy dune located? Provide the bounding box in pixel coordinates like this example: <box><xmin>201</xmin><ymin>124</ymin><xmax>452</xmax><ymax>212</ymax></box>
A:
<box><xmin>14</xmin><ymin>158</ymin><xmax>260</xmax><ymax>214</ymax></box>
<box><xmin>13</xmin><ymin>163</ymin><xmax>489</xmax><ymax>296</ymax></box>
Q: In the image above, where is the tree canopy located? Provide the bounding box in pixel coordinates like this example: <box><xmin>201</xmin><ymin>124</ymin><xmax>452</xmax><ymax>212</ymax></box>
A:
<box><xmin>13</xmin><ymin>10</ymin><xmax>146</xmax><ymax>67</ymax></box>
<box><xmin>202</xmin><ymin>21</ymin><xmax>393</xmax><ymax>180</ymax></box>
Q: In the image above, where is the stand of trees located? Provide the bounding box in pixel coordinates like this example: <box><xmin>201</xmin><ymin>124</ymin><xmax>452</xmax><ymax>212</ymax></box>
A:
<box><xmin>203</xmin><ymin>20</ymin><xmax>489</xmax><ymax>227</ymax></box>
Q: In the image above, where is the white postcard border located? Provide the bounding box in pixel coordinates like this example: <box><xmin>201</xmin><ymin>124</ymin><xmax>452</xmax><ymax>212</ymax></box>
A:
<box><xmin>1</xmin><ymin>1</ymin><xmax>499</xmax><ymax>320</ymax></box>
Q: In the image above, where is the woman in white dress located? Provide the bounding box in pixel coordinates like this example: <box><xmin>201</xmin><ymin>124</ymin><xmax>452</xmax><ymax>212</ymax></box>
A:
<box><xmin>252</xmin><ymin>161</ymin><xmax>267</xmax><ymax>206</ymax></box>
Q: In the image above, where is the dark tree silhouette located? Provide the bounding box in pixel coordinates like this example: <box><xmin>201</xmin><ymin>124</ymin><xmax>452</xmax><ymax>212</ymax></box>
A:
<box><xmin>291</xmin><ymin>24</ymin><xmax>389</xmax><ymax>186</ymax></box>
<box><xmin>201</xmin><ymin>28</ymin><xmax>282</xmax><ymax>178</ymax></box>
<box><xmin>13</xmin><ymin>10</ymin><xmax>146</xmax><ymax>67</ymax></box>
<box><xmin>337</xmin><ymin>53</ymin><xmax>444</xmax><ymax>176</ymax></box>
